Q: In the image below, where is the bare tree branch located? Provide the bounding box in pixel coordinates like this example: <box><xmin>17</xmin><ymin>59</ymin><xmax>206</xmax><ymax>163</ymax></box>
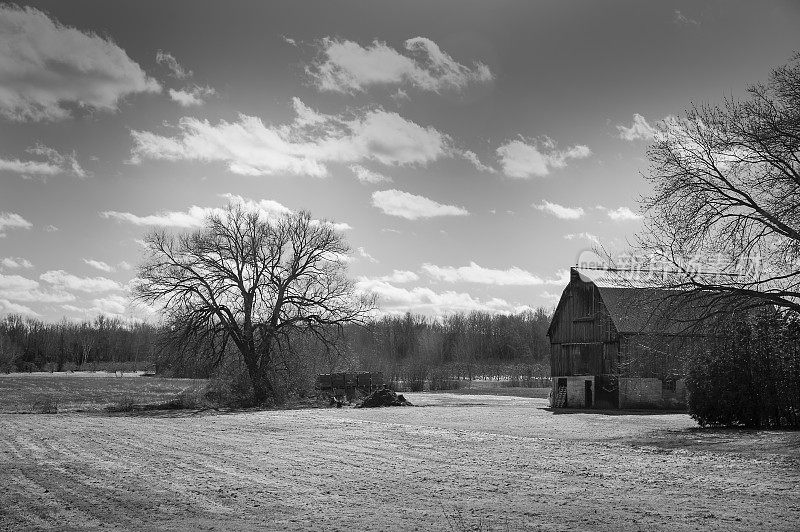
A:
<box><xmin>135</xmin><ymin>204</ymin><xmax>375</xmax><ymax>403</ymax></box>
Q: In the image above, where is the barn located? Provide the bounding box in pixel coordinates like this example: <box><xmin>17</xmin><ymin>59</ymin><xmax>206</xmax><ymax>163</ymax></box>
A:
<box><xmin>547</xmin><ymin>267</ymin><xmax>717</xmax><ymax>409</ymax></box>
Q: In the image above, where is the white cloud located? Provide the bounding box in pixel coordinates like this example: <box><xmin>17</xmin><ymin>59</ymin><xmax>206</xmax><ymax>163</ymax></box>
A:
<box><xmin>101</xmin><ymin>205</ymin><xmax>218</xmax><ymax>228</ymax></box>
<box><xmin>616</xmin><ymin>113</ymin><xmax>658</xmax><ymax>141</ymax></box>
<box><xmin>40</xmin><ymin>270</ymin><xmax>122</xmax><ymax>293</ymax></box>
<box><xmin>83</xmin><ymin>259</ymin><xmax>114</xmax><ymax>273</ymax></box>
<box><xmin>539</xmin><ymin>290</ymin><xmax>561</xmax><ymax>302</ymax></box>
<box><xmin>91</xmin><ymin>294</ymin><xmax>128</xmax><ymax>315</ymax></box>
<box><xmin>372</xmin><ymin>189</ymin><xmax>469</xmax><ymax>220</ymax></box>
<box><xmin>350</xmin><ymin>164</ymin><xmax>392</xmax><ymax>184</ymax></box>
<box><xmin>101</xmin><ymin>194</ymin><xmax>289</xmax><ymax>228</ymax></box>
<box><xmin>375</xmin><ymin>270</ymin><xmax>419</xmax><ymax>283</ymax></box>
<box><xmin>0</xmin><ymin>298</ymin><xmax>38</xmax><ymax>316</ymax></box>
<box><xmin>602</xmin><ymin>206</ymin><xmax>642</xmax><ymax>221</ymax></box>
<box><xmin>496</xmin><ymin>137</ymin><xmax>591</xmax><ymax>178</ymax></box>
<box><xmin>308</xmin><ymin>37</ymin><xmax>493</xmax><ymax>94</ymax></box>
<box><xmin>101</xmin><ymin>193</ymin><xmax>350</xmax><ymax>231</ymax></box>
<box><xmin>0</xmin><ymin>272</ymin><xmax>74</xmax><ymax>303</ymax></box>
<box><xmin>155</xmin><ymin>50</ymin><xmax>192</xmax><ymax>79</ymax></box>
<box><xmin>218</xmin><ymin>193</ymin><xmax>294</xmax><ymax>219</ymax></box>
<box><xmin>60</xmin><ymin>304</ymin><xmax>89</xmax><ymax>314</ymax></box>
<box><xmin>460</xmin><ymin>150</ymin><xmax>497</xmax><ymax>173</ymax></box>
<box><xmin>168</xmin><ymin>85</ymin><xmax>216</xmax><ymax>107</ymax></box>
<box><xmin>356</xmin><ymin>278</ymin><xmax>526</xmax><ymax>317</ymax></box>
<box><xmin>44</xmin><ymin>224</ymin><xmax>59</xmax><ymax>232</ymax></box>
<box><xmin>564</xmin><ymin>232</ymin><xmax>601</xmax><ymax>245</ymax></box>
<box><xmin>533</xmin><ymin>200</ymin><xmax>585</xmax><ymax>219</ymax></box>
<box><xmin>117</xmin><ymin>261</ymin><xmax>133</xmax><ymax>271</ymax></box>
<box><xmin>0</xmin><ymin>157</ymin><xmax>59</xmax><ymax>176</ymax></box>
<box><xmin>1</xmin><ymin>257</ymin><xmax>33</xmax><ymax>269</ymax></box>
<box><xmin>421</xmin><ymin>262</ymin><xmax>561</xmax><ymax>286</ymax></box>
<box><xmin>0</xmin><ymin>5</ymin><xmax>160</xmax><ymax>122</ymax></box>
<box><xmin>281</xmin><ymin>35</ymin><xmax>297</xmax><ymax>47</ymax></box>
<box><xmin>62</xmin><ymin>294</ymin><xmax>144</xmax><ymax>321</ymax></box>
<box><xmin>130</xmin><ymin>98</ymin><xmax>448</xmax><ymax>177</ymax></box>
<box><xmin>356</xmin><ymin>247</ymin><xmax>379</xmax><ymax>263</ymax></box>
<box><xmin>0</xmin><ymin>144</ymin><xmax>86</xmax><ymax>178</ymax></box>
<box><xmin>0</xmin><ymin>273</ymin><xmax>38</xmax><ymax>292</ymax></box>
<box><xmin>0</xmin><ymin>212</ymin><xmax>32</xmax><ymax>236</ymax></box>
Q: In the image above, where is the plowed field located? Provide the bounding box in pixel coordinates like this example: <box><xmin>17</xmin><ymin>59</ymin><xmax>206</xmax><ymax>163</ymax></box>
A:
<box><xmin>2</xmin><ymin>393</ymin><xmax>798</xmax><ymax>531</ymax></box>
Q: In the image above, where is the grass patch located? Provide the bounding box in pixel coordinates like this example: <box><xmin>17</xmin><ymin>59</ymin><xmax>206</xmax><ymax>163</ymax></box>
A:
<box><xmin>105</xmin><ymin>386</ymin><xmax>210</xmax><ymax>413</ymax></box>
<box><xmin>31</xmin><ymin>394</ymin><xmax>59</xmax><ymax>414</ymax></box>
<box><xmin>0</xmin><ymin>374</ymin><xmax>205</xmax><ymax>413</ymax></box>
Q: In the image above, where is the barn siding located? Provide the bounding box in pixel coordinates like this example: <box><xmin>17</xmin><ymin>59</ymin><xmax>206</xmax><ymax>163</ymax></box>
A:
<box><xmin>549</xmin><ymin>276</ymin><xmax>619</xmax><ymax>376</ymax></box>
<box><xmin>549</xmin><ymin>280</ymin><xmax>616</xmax><ymax>345</ymax></box>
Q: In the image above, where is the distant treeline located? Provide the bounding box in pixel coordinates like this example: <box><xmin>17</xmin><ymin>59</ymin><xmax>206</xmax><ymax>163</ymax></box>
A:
<box><xmin>0</xmin><ymin>315</ymin><xmax>157</xmax><ymax>373</ymax></box>
<box><xmin>0</xmin><ymin>309</ymin><xmax>554</xmax><ymax>386</ymax></box>
<box><xmin>347</xmin><ymin>309</ymin><xmax>552</xmax><ymax>390</ymax></box>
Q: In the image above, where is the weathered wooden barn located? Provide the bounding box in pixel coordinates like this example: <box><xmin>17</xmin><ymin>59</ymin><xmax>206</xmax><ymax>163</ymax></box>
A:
<box><xmin>548</xmin><ymin>267</ymin><xmax>716</xmax><ymax>409</ymax></box>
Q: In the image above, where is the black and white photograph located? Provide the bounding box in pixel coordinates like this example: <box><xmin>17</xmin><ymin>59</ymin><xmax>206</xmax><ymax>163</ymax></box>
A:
<box><xmin>1</xmin><ymin>1</ymin><xmax>799</xmax><ymax>530</ymax></box>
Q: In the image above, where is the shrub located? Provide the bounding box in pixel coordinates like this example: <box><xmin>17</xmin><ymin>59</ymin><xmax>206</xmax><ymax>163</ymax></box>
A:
<box><xmin>106</xmin><ymin>387</ymin><xmax>210</xmax><ymax>413</ymax></box>
<box><xmin>687</xmin><ymin>313</ymin><xmax>800</xmax><ymax>428</ymax></box>
<box><xmin>204</xmin><ymin>366</ymin><xmax>256</xmax><ymax>407</ymax></box>
<box><xmin>174</xmin><ymin>387</ymin><xmax>208</xmax><ymax>409</ymax></box>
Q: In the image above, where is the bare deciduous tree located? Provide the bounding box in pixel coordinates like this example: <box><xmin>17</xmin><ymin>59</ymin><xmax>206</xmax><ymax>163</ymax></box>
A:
<box><xmin>0</xmin><ymin>330</ymin><xmax>20</xmax><ymax>373</ymax></box>
<box><xmin>638</xmin><ymin>54</ymin><xmax>800</xmax><ymax>312</ymax></box>
<box><xmin>135</xmin><ymin>205</ymin><xmax>374</xmax><ymax>404</ymax></box>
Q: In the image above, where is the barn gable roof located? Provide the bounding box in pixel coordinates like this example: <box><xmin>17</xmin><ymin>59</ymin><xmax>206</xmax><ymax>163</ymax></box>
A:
<box><xmin>594</xmin><ymin>287</ymin><xmax>705</xmax><ymax>334</ymax></box>
<box><xmin>573</xmin><ymin>267</ymin><xmax>739</xmax><ymax>289</ymax></box>
<box><xmin>548</xmin><ymin>267</ymin><xmax>732</xmax><ymax>337</ymax></box>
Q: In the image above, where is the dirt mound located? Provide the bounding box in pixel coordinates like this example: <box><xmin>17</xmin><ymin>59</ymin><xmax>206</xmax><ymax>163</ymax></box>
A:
<box><xmin>357</xmin><ymin>388</ymin><xmax>413</xmax><ymax>408</ymax></box>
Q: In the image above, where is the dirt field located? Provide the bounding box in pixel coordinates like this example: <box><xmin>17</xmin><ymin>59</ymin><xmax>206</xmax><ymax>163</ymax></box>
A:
<box><xmin>1</xmin><ymin>392</ymin><xmax>798</xmax><ymax>531</ymax></box>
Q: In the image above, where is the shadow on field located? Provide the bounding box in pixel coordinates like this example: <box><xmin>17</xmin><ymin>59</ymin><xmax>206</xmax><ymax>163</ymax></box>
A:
<box><xmin>103</xmin><ymin>396</ymin><xmax>336</xmax><ymax>418</ymax></box>
<box><xmin>626</xmin><ymin>427</ymin><xmax>800</xmax><ymax>458</ymax></box>
<box><xmin>541</xmin><ymin>407</ymin><xmax>687</xmax><ymax>416</ymax></box>
<box><xmin>105</xmin><ymin>409</ymin><xmax>216</xmax><ymax>419</ymax></box>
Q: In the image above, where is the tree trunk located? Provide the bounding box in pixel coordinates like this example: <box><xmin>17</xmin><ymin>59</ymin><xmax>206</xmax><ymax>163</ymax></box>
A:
<box><xmin>56</xmin><ymin>331</ymin><xmax>66</xmax><ymax>372</ymax></box>
<box><xmin>243</xmin><ymin>345</ymin><xmax>277</xmax><ymax>406</ymax></box>
<box><xmin>249</xmin><ymin>366</ymin><xmax>276</xmax><ymax>405</ymax></box>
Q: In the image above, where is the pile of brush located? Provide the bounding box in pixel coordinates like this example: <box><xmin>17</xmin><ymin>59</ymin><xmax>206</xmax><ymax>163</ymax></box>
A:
<box><xmin>356</xmin><ymin>387</ymin><xmax>413</xmax><ymax>408</ymax></box>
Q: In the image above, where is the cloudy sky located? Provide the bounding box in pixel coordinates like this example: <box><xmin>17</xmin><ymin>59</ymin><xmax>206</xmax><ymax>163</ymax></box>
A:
<box><xmin>1</xmin><ymin>0</ymin><xmax>798</xmax><ymax>321</ymax></box>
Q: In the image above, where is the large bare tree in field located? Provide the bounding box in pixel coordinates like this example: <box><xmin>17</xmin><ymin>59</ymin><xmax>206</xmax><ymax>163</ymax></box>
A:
<box><xmin>135</xmin><ymin>205</ymin><xmax>374</xmax><ymax>404</ymax></box>
<box><xmin>638</xmin><ymin>55</ymin><xmax>800</xmax><ymax>313</ymax></box>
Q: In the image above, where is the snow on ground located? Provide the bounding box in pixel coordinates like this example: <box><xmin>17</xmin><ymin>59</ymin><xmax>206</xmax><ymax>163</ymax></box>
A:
<box><xmin>1</xmin><ymin>393</ymin><xmax>798</xmax><ymax>531</ymax></box>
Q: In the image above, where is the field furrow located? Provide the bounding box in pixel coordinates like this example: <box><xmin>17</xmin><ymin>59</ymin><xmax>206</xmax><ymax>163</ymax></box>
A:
<box><xmin>2</xmin><ymin>392</ymin><xmax>799</xmax><ymax>531</ymax></box>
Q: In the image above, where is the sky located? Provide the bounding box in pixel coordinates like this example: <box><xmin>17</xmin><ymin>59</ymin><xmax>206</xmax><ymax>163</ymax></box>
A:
<box><xmin>1</xmin><ymin>0</ymin><xmax>799</xmax><ymax>322</ymax></box>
